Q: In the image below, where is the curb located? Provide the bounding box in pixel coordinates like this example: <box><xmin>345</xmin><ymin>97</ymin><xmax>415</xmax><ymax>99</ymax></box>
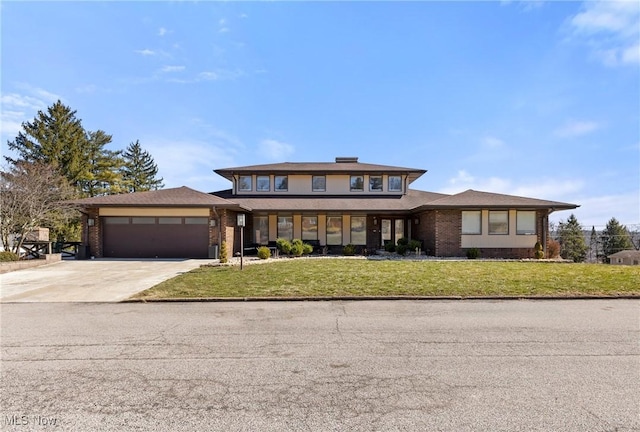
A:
<box><xmin>122</xmin><ymin>295</ymin><xmax>640</xmax><ymax>303</ymax></box>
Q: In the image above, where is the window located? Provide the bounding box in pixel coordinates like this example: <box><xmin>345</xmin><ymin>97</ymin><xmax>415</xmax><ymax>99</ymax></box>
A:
<box><xmin>516</xmin><ymin>211</ymin><xmax>536</xmax><ymax>235</ymax></box>
<box><xmin>277</xmin><ymin>215</ymin><xmax>293</xmax><ymax>240</ymax></box>
<box><xmin>312</xmin><ymin>175</ymin><xmax>326</xmax><ymax>192</ymax></box>
<box><xmin>388</xmin><ymin>175</ymin><xmax>402</xmax><ymax>192</ymax></box>
<box><xmin>369</xmin><ymin>176</ymin><xmax>383</xmax><ymax>192</ymax></box>
<box><xmin>158</xmin><ymin>217</ymin><xmax>181</xmax><ymax>224</ymax></box>
<box><xmin>326</xmin><ymin>216</ymin><xmax>342</xmax><ymax>245</ymax></box>
<box><xmin>185</xmin><ymin>218</ymin><xmax>208</xmax><ymax>225</ymax></box>
<box><xmin>132</xmin><ymin>217</ymin><xmax>155</xmax><ymax>224</ymax></box>
<box><xmin>489</xmin><ymin>211</ymin><xmax>509</xmax><ymax>235</ymax></box>
<box><xmin>104</xmin><ymin>217</ymin><xmax>129</xmax><ymax>224</ymax></box>
<box><xmin>256</xmin><ymin>176</ymin><xmax>270</xmax><ymax>192</ymax></box>
<box><xmin>350</xmin><ymin>176</ymin><xmax>364</xmax><ymax>191</ymax></box>
<box><xmin>395</xmin><ymin>219</ymin><xmax>404</xmax><ymax>244</ymax></box>
<box><xmin>238</xmin><ymin>176</ymin><xmax>252</xmax><ymax>191</ymax></box>
<box><xmin>302</xmin><ymin>216</ymin><xmax>318</xmax><ymax>241</ymax></box>
<box><xmin>254</xmin><ymin>215</ymin><xmax>269</xmax><ymax>245</ymax></box>
<box><xmin>381</xmin><ymin>219</ymin><xmax>392</xmax><ymax>244</ymax></box>
<box><xmin>274</xmin><ymin>175</ymin><xmax>288</xmax><ymax>191</ymax></box>
<box><xmin>462</xmin><ymin>211</ymin><xmax>482</xmax><ymax>234</ymax></box>
<box><xmin>351</xmin><ymin>216</ymin><xmax>367</xmax><ymax>245</ymax></box>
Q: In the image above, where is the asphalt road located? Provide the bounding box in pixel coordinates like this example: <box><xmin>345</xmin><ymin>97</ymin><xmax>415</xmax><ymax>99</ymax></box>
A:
<box><xmin>1</xmin><ymin>300</ymin><xmax>638</xmax><ymax>431</ymax></box>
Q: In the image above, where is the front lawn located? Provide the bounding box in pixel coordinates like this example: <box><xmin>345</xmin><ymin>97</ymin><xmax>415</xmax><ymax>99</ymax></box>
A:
<box><xmin>132</xmin><ymin>259</ymin><xmax>640</xmax><ymax>299</ymax></box>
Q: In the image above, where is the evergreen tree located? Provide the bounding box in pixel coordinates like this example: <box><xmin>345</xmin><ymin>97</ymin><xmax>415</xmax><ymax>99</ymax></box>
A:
<box><xmin>79</xmin><ymin>130</ymin><xmax>126</xmax><ymax>197</ymax></box>
<box><xmin>121</xmin><ymin>140</ymin><xmax>164</xmax><ymax>192</ymax></box>
<box><xmin>589</xmin><ymin>226</ymin><xmax>599</xmax><ymax>263</ymax></box>
<box><xmin>5</xmin><ymin>100</ymin><xmax>89</xmax><ymax>190</ymax></box>
<box><xmin>557</xmin><ymin>214</ymin><xmax>587</xmax><ymax>262</ymax></box>
<box><xmin>601</xmin><ymin>217</ymin><xmax>633</xmax><ymax>258</ymax></box>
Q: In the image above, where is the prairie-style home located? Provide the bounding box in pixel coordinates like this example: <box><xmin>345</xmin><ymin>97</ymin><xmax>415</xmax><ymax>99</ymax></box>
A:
<box><xmin>72</xmin><ymin>157</ymin><xmax>578</xmax><ymax>259</ymax></box>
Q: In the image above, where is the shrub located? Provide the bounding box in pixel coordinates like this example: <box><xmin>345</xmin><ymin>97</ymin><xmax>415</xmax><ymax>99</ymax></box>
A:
<box><xmin>276</xmin><ymin>238</ymin><xmax>292</xmax><ymax>255</ymax></box>
<box><xmin>547</xmin><ymin>239</ymin><xmax>560</xmax><ymax>259</ymax></box>
<box><xmin>257</xmin><ymin>246</ymin><xmax>271</xmax><ymax>260</ymax></box>
<box><xmin>0</xmin><ymin>251</ymin><xmax>20</xmax><ymax>262</ymax></box>
<box><xmin>408</xmin><ymin>239</ymin><xmax>422</xmax><ymax>254</ymax></box>
<box><xmin>466</xmin><ymin>248</ymin><xmax>480</xmax><ymax>259</ymax></box>
<box><xmin>395</xmin><ymin>244</ymin><xmax>408</xmax><ymax>256</ymax></box>
<box><xmin>219</xmin><ymin>241</ymin><xmax>228</xmax><ymax>263</ymax></box>
<box><xmin>384</xmin><ymin>242</ymin><xmax>396</xmax><ymax>253</ymax></box>
<box><xmin>343</xmin><ymin>244</ymin><xmax>356</xmax><ymax>256</ymax></box>
<box><xmin>291</xmin><ymin>239</ymin><xmax>304</xmax><ymax>257</ymax></box>
<box><xmin>397</xmin><ymin>237</ymin><xmax>409</xmax><ymax>246</ymax></box>
<box><xmin>534</xmin><ymin>241</ymin><xmax>545</xmax><ymax>259</ymax></box>
<box><xmin>302</xmin><ymin>243</ymin><xmax>314</xmax><ymax>255</ymax></box>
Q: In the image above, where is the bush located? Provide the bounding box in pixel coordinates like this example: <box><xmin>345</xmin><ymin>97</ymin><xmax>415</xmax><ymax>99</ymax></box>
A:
<box><xmin>219</xmin><ymin>241</ymin><xmax>228</xmax><ymax>263</ymax></box>
<box><xmin>276</xmin><ymin>238</ymin><xmax>292</xmax><ymax>255</ymax></box>
<box><xmin>547</xmin><ymin>239</ymin><xmax>560</xmax><ymax>259</ymax></box>
<box><xmin>257</xmin><ymin>246</ymin><xmax>271</xmax><ymax>260</ymax></box>
<box><xmin>384</xmin><ymin>242</ymin><xmax>396</xmax><ymax>253</ymax></box>
<box><xmin>408</xmin><ymin>239</ymin><xmax>422</xmax><ymax>254</ymax></box>
<box><xmin>397</xmin><ymin>237</ymin><xmax>409</xmax><ymax>246</ymax></box>
<box><xmin>534</xmin><ymin>241</ymin><xmax>544</xmax><ymax>259</ymax></box>
<box><xmin>0</xmin><ymin>251</ymin><xmax>20</xmax><ymax>262</ymax></box>
<box><xmin>343</xmin><ymin>244</ymin><xmax>356</xmax><ymax>256</ymax></box>
<box><xmin>395</xmin><ymin>244</ymin><xmax>408</xmax><ymax>256</ymax></box>
<box><xmin>302</xmin><ymin>243</ymin><xmax>314</xmax><ymax>255</ymax></box>
<box><xmin>291</xmin><ymin>239</ymin><xmax>304</xmax><ymax>257</ymax></box>
<box><xmin>466</xmin><ymin>248</ymin><xmax>480</xmax><ymax>259</ymax></box>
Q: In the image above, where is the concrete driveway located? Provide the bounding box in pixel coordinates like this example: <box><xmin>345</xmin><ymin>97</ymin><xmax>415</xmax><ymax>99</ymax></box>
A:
<box><xmin>0</xmin><ymin>259</ymin><xmax>215</xmax><ymax>302</ymax></box>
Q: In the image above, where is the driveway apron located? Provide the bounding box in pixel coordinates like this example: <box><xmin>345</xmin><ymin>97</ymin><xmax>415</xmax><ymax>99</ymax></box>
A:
<box><xmin>0</xmin><ymin>259</ymin><xmax>213</xmax><ymax>302</ymax></box>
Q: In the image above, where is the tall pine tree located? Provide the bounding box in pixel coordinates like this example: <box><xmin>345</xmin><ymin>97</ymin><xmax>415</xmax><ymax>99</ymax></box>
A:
<box><xmin>79</xmin><ymin>130</ymin><xmax>126</xmax><ymax>197</ymax></box>
<box><xmin>121</xmin><ymin>140</ymin><xmax>164</xmax><ymax>192</ymax></box>
<box><xmin>601</xmin><ymin>217</ymin><xmax>633</xmax><ymax>258</ymax></box>
<box><xmin>557</xmin><ymin>214</ymin><xmax>587</xmax><ymax>262</ymax></box>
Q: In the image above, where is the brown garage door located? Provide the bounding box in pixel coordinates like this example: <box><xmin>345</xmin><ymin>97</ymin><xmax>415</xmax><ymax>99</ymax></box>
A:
<box><xmin>102</xmin><ymin>217</ymin><xmax>209</xmax><ymax>258</ymax></box>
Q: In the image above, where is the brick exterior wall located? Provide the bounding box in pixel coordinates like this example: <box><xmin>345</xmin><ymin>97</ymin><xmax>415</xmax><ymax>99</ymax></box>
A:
<box><xmin>435</xmin><ymin>210</ymin><xmax>462</xmax><ymax>257</ymax></box>
<box><xmin>86</xmin><ymin>207</ymin><xmax>102</xmax><ymax>258</ymax></box>
<box><xmin>414</xmin><ymin>211</ymin><xmax>436</xmax><ymax>256</ymax></box>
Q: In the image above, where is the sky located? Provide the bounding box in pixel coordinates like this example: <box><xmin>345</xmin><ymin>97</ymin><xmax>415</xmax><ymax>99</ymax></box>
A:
<box><xmin>1</xmin><ymin>0</ymin><xmax>639</xmax><ymax>229</ymax></box>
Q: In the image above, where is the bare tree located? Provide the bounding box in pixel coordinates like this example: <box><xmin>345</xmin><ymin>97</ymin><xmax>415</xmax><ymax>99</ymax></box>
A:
<box><xmin>1</xmin><ymin>162</ymin><xmax>76</xmax><ymax>255</ymax></box>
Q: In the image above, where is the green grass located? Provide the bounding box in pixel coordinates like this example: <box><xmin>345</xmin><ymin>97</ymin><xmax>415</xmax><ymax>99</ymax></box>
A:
<box><xmin>132</xmin><ymin>258</ymin><xmax>640</xmax><ymax>299</ymax></box>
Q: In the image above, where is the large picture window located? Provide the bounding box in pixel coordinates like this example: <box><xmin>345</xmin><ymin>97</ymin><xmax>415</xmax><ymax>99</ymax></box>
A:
<box><xmin>277</xmin><ymin>215</ymin><xmax>293</xmax><ymax>240</ymax></box>
<box><xmin>256</xmin><ymin>176</ymin><xmax>270</xmax><ymax>192</ymax></box>
<box><xmin>516</xmin><ymin>211</ymin><xmax>536</xmax><ymax>235</ymax></box>
<box><xmin>238</xmin><ymin>176</ymin><xmax>252</xmax><ymax>191</ymax></box>
<box><xmin>350</xmin><ymin>216</ymin><xmax>367</xmax><ymax>245</ymax></box>
<box><xmin>350</xmin><ymin>176</ymin><xmax>364</xmax><ymax>191</ymax></box>
<box><xmin>462</xmin><ymin>211</ymin><xmax>482</xmax><ymax>234</ymax></box>
<box><xmin>254</xmin><ymin>215</ymin><xmax>269</xmax><ymax>245</ymax></box>
<box><xmin>274</xmin><ymin>175</ymin><xmax>288</xmax><ymax>191</ymax></box>
<box><xmin>489</xmin><ymin>211</ymin><xmax>509</xmax><ymax>235</ymax></box>
<box><xmin>369</xmin><ymin>176</ymin><xmax>383</xmax><ymax>192</ymax></box>
<box><xmin>326</xmin><ymin>216</ymin><xmax>342</xmax><ymax>245</ymax></box>
<box><xmin>302</xmin><ymin>216</ymin><xmax>318</xmax><ymax>241</ymax></box>
<box><xmin>388</xmin><ymin>176</ymin><xmax>402</xmax><ymax>192</ymax></box>
<box><xmin>312</xmin><ymin>176</ymin><xmax>326</xmax><ymax>192</ymax></box>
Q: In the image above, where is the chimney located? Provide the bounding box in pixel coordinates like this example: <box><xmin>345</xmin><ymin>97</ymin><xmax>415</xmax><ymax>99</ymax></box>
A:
<box><xmin>335</xmin><ymin>157</ymin><xmax>358</xmax><ymax>163</ymax></box>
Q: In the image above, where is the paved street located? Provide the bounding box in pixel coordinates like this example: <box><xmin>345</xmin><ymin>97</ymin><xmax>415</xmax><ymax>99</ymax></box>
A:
<box><xmin>1</xmin><ymin>300</ymin><xmax>638</xmax><ymax>431</ymax></box>
<box><xmin>0</xmin><ymin>259</ymin><xmax>215</xmax><ymax>302</ymax></box>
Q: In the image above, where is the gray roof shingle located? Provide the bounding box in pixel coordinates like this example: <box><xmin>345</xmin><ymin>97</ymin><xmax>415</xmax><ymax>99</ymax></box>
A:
<box><xmin>69</xmin><ymin>186</ymin><xmax>240</xmax><ymax>208</ymax></box>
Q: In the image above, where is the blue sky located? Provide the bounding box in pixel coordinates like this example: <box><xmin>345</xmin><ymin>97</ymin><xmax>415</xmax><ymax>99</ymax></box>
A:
<box><xmin>1</xmin><ymin>1</ymin><xmax>638</xmax><ymax>229</ymax></box>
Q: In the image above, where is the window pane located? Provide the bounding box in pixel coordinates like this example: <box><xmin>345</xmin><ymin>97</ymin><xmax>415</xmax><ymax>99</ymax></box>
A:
<box><xmin>277</xmin><ymin>216</ymin><xmax>293</xmax><ymax>241</ymax></box>
<box><xmin>185</xmin><ymin>217</ymin><xmax>208</xmax><ymax>225</ymax></box>
<box><xmin>489</xmin><ymin>211</ymin><xmax>509</xmax><ymax>234</ymax></box>
<box><xmin>381</xmin><ymin>219</ymin><xmax>391</xmax><ymax>242</ymax></box>
<box><xmin>158</xmin><ymin>217</ymin><xmax>182</xmax><ymax>224</ymax></box>
<box><xmin>369</xmin><ymin>176</ymin><xmax>382</xmax><ymax>192</ymax></box>
<box><xmin>275</xmin><ymin>176</ymin><xmax>288</xmax><ymax>191</ymax></box>
<box><xmin>238</xmin><ymin>176</ymin><xmax>252</xmax><ymax>191</ymax></box>
<box><xmin>462</xmin><ymin>211</ymin><xmax>481</xmax><ymax>234</ymax></box>
<box><xmin>388</xmin><ymin>176</ymin><xmax>402</xmax><ymax>192</ymax></box>
<box><xmin>351</xmin><ymin>216</ymin><xmax>367</xmax><ymax>245</ymax></box>
<box><xmin>326</xmin><ymin>216</ymin><xmax>342</xmax><ymax>245</ymax></box>
<box><xmin>256</xmin><ymin>176</ymin><xmax>270</xmax><ymax>192</ymax></box>
<box><xmin>350</xmin><ymin>176</ymin><xmax>364</xmax><ymax>191</ymax></box>
<box><xmin>104</xmin><ymin>217</ymin><xmax>129</xmax><ymax>225</ymax></box>
<box><xmin>302</xmin><ymin>216</ymin><xmax>318</xmax><ymax>241</ymax></box>
<box><xmin>395</xmin><ymin>219</ymin><xmax>404</xmax><ymax>244</ymax></box>
<box><xmin>132</xmin><ymin>217</ymin><xmax>155</xmax><ymax>224</ymax></box>
<box><xmin>312</xmin><ymin>176</ymin><xmax>326</xmax><ymax>191</ymax></box>
<box><xmin>517</xmin><ymin>211</ymin><xmax>536</xmax><ymax>235</ymax></box>
<box><xmin>254</xmin><ymin>216</ymin><xmax>269</xmax><ymax>244</ymax></box>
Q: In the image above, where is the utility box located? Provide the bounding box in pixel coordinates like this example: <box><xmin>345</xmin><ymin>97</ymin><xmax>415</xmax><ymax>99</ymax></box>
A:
<box><xmin>208</xmin><ymin>245</ymin><xmax>219</xmax><ymax>259</ymax></box>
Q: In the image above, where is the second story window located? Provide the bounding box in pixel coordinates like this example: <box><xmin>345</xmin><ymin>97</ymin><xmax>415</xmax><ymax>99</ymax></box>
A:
<box><xmin>369</xmin><ymin>176</ymin><xmax>383</xmax><ymax>192</ymax></box>
<box><xmin>256</xmin><ymin>176</ymin><xmax>270</xmax><ymax>192</ymax></box>
<box><xmin>275</xmin><ymin>175</ymin><xmax>288</xmax><ymax>191</ymax></box>
<box><xmin>238</xmin><ymin>175</ymin><xmax>252</xmax><ymax>191</ymax></box>
<box><xmin>388</xmin><ymin>175</ymin><xmax>402</xmax><ymax>192</ymax></box>
<box><xmin>312</xmin><ymin>175</ymin><xmax>326</xmax><ymax>192</ymax></box>
<box><xmin>350</xmin><ymin>175</ymin><xmax>364</xmax><ymax>191</ymax></box>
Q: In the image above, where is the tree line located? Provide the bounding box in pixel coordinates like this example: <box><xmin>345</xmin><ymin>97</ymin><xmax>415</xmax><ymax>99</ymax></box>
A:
<box><xmin>554</xmin><ymin>215</ymin><xmax>637</xmax><ymax>263</ymax></box>
<box><xmin>1</xmin><ymin>101</ymin><xmax>164</xmax><ymax>253</ymax></box>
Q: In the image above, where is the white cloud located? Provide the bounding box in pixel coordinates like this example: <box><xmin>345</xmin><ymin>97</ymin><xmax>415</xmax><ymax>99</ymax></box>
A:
<box><xmin>198</xmin><ymin>71</ymin><xmax>219</xmax><ymax>81</ymax></box>
<box><xmin>218</xmin><ymin>18</ymin><xmax>229</xmax><ymax>33</ymax></box>
<box><xmin>259</xmin><ymin>139</ymin><xmax>294</xmax><ymax>161</ymax></box>
<box><xmin>553</xmin><ymin>120</ymin><xmax>601</xmax><ymax>138</ymax></box>
<box><xmin>1</xmin><ymin>86</ymin><xmax>62</xmax><ymax>142</ymax></box>
<box><xmin>160</xmin><ymin>65</ymin><xmax>185</xmax><ymax>73</ymax></box>
<box><xmin>568</xmin><ymin>0</ymin><xmax>640</xmax><ymax>66</ymax></box>
<box><xmin>482</xmin><ymin>136</ymin><xmax>505</xmax><ymax>149</ymax></box>
<box><xmin>135</xmin><ymin>49</ymin><xmax>156</xmax><ymax>56</ymax></box>
<box><xmin>550</xmin><ymin>191</ymin><xmax>640</xmax><ymax>228</ymax></box>
<box><xmin>158</xmin><ymin>27</ymin><xmax>167</xmax><ymax>36</ymax></box>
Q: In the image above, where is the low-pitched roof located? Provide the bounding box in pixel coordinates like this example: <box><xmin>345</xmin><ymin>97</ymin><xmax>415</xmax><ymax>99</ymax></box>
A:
<box><xmin>608</xmin><ymin>250</ymin><xmax>640</xmax><ymax>259</ymax></box>
<box><xmin>70</xmin><ymin>186</ymin><xmax>241</xmax><ymax>208</ymax></box>
<box><xmin>417</xmin><ymin>189</ymin><xmax>578</xmax><ymax>210</ymax></box>
<box><xmin>214</xmin><ymin>160</ymin><xmax>427</xmax><ymax>184</ymax></box>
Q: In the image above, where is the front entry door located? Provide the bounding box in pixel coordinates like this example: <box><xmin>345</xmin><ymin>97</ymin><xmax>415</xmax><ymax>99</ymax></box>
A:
<box><xmin>381</xmin><ymin>219</ymin><xmax>392</xmax><ymax>246</ymax></box>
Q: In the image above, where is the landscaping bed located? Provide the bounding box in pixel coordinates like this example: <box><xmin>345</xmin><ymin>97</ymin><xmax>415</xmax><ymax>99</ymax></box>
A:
<box><xmin>131</xmin><ymin>258</ymin><xmax>640</xmax><ymax>300</ymax></box>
